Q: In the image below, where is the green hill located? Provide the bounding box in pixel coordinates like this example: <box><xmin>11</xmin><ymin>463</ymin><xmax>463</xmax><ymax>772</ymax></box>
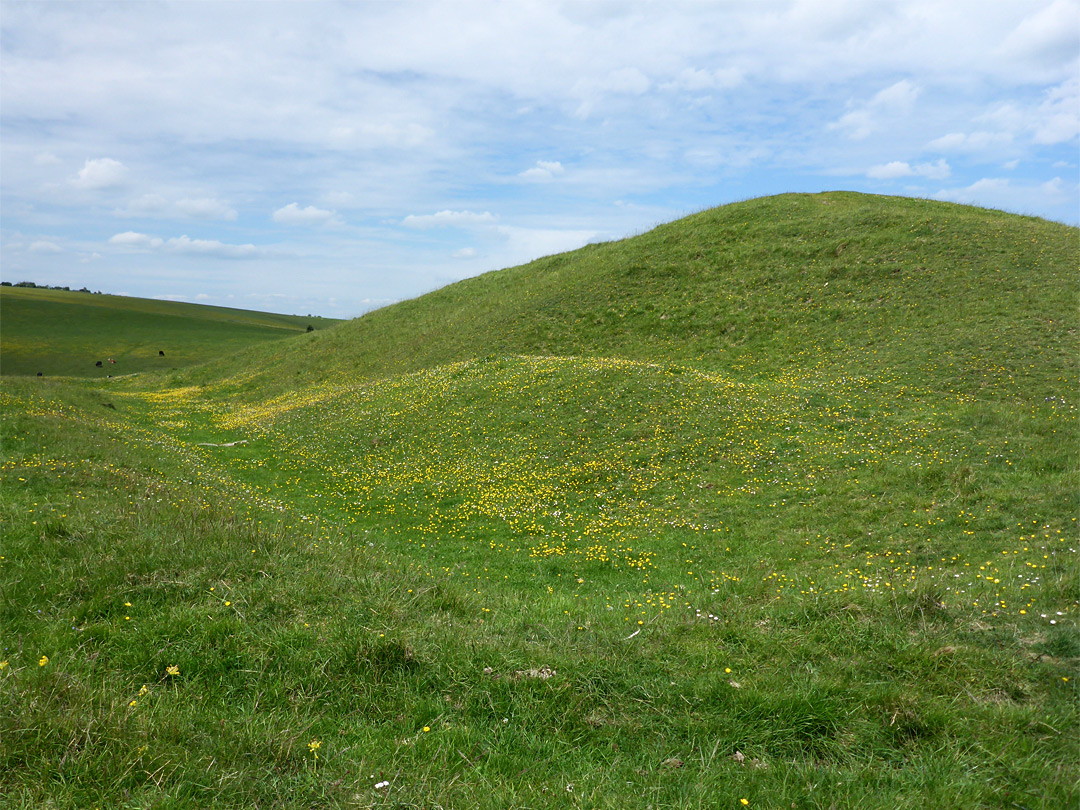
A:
<box><xmin>2</xmin><ymin>193</ymin><xmax>1076</xmax><ymax>809</ymax></box>
<box><xmin>187</xmin><ymin>192</ymin><xmax>1075</xmax><ymax>405</ymax></box>
<box><xmin>0</xmin><ymin>286</ymin><xmax>340</xmax><ymax>377</ymax></box>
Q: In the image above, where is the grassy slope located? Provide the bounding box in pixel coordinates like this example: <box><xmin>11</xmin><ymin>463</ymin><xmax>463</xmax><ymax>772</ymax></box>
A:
<box><xmin>2</xmin><ymin>193</ymin><xmax>1077</xmax><ymax>809</ymax></box>
<box><xmin>187</xmin><ymin>192</ymin><xmax>1075</xmax><ymax>405</ymax></box>
<box><xmin>0</xmin><ymin>286</ymin><xmax>340</xmax><ymax>378</ymax></box>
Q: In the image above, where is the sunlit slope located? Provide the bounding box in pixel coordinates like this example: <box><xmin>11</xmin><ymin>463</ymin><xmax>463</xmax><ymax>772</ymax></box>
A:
<box><xmin>133</xmin><ymin>350</ymin><xmax>1075</xmax><ymax>619</ymax></box>
<box><xmin>0</xmin><ymin>286</ymin><xmax>339</xmax><ymax>377</ymax></box>
<box><xmin>189</xmin><ymin>192</ymin><xmax>1077</xmax><ymax>403</ymax></box>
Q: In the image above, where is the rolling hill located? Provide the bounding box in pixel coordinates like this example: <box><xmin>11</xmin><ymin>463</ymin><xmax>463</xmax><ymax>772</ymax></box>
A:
<box><xmin>0</xmin><ymin>286</ymin><xmax>340</xmax><ymax>377</ymax></box>
<box><xmin>1</xmin><ymin>192</ymin><xmax>1076</xmax><ymax>809</ymax></box>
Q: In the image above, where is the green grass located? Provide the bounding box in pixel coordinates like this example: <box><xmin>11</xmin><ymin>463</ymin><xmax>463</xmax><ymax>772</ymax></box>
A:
<box><xmin>0</xmin><ymin>286</ymin><xmax>340</xmax><ymax>378</ymax></box>
<box><xmin>1</xmin><ymin>193</ymin><xmax>1077</xmax><ymax>808</ymax></box>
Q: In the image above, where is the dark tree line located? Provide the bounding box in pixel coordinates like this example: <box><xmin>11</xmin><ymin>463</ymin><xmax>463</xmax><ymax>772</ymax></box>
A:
<box><xmin>1</xmin><ymin>281</ymin><xmax>101</xmax><ymax>294</ymax></box>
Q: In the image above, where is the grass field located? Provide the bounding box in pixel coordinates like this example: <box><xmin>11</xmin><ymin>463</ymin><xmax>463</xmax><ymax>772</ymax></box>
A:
<box><xmin>1</xmin><ymin>192</ymin><xmax>1077</xmax><ymax>808</ymax></box>
<box><xmin>0</xmin><ymin>286</ymin><xmax>340</xmax><ymax>378</ymax></box>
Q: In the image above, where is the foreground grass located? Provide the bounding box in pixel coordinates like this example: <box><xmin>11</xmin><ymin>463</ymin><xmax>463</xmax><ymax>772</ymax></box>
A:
<box><xmin>2</xmin><ymin>371</ymin><xmax>1076</xmax><ymax>809</ymax></box>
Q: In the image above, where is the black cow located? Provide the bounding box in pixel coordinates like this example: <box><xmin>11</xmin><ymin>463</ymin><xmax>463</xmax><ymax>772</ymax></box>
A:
<box><xmin>96</xmin><ymin>361</ymin><xmax>103</xmax><ymax>367</ymax></box>
<box><xmin>159</xmin><ymin>350</ymin><xmax>165</xmax><ymax>356</ymax></box>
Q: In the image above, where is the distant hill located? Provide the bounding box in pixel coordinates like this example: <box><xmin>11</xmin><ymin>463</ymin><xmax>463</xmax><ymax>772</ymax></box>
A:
<box><xmin>0</xmin><ymin>286</ymin><xmax>341</xmax><ymax>377</ymax></box>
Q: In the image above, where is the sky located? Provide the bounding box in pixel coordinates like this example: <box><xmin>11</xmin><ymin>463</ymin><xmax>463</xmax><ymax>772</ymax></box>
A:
<box><xmin>1</xmin><ymin>1</ymin><xmax>1077</xmax><ymax>319</ymax></box>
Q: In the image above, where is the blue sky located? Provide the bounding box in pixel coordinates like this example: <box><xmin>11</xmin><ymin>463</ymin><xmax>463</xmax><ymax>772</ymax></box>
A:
<box><xmin>2</xmin><ymin>0</ymin><xmax>1076</xmax><ymax>318</ymax></box>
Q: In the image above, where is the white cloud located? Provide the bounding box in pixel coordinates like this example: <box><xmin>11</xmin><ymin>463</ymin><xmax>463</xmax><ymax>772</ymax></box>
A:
<box><xmin>1003</xmin><ymin>159</ymin><xmax>1020</xmax><ymax>170</ymax></box>
<box><xmin>176</xmin><ymin>197</ymin><xmax>238</xmax><ymax>220</ymax></box>
<box><xmin>665</xmin><ymin>66</ymin><xmax>743</xmax><ymax>92</ymax></box>
<box><xmin>866</xmin><ymin>158</ymin><xmax>950</xmax><ymax>180</ymax></box>
<box><xmin>934</xmin><ymin>177</ymin><xmax>1012</xmax><ymax>207</ymax></box>
<box><xmin>34</xmin><ymin>152</ymin><xmax>61</xmax><ymax>166</ymax></box>
<box><xmin>108</xmin><ymin>230</ymin><xmax>259</xmax><ymax>258</ymax></box>
<box><xmin>872</xmin><ymin>79</ymin><xmax>921</xmax><ymax>110</ymax></box>
<box><xmin>114</xmin><ymin>194</ymin><xmax>237</xmax><ymax>220</ymax></box>
<box><xmin>1041</xmin><ymin>177</ymin><xmax>1065</xmax><ymax>195</ymax></box>
<box><xmin>927</xmin><ymin>131</ymin><xmax>1013</xmax><ymax>152</ymax></box>
<box><xmin>323</xmin><ymin>191</ymin><xmax>356</xmax><ymax>207</ymax></box>
<box><xmin>28</xmin><ymin>240</ymin><xmax>63</xmax><ymax>253</ymax></box>
<box><xmin>71</xmin><ymin>157</ymin><xmax>127</xmax><ymax>189</ymax></box>
<box><xmin>452</xmin><ymin>247</ymin><xmax>477</xmax><ymax>259</ymax></box>
<box><xmin>588</xmin><ymin>67</ymin><xmax>651</xmax><ymax>96</ymax></box>
<box><xmin>962</xmin><ymin>178</ymin><xmax>1010</xmax><ymax>194</ymax></box>
<box><xmin>519</xmin><ymin>160</ymin><xmax>566</xmax><ymax>181</ymax></box>
<box><xmin>401</xmin><ymin>210</ymin><xmax>498</xmax><ymax>229</ymax></box>
<box><xmin>1032</xmin><ymin>77</ymin><xmax>1079</xmax><ymax>145</ymax></box>
<box><xmin>494</xmin><ymin>225</ymin><xmax>599</xmax><ymax>263</ymax></box>
<box><xmin>998</xmin><ymin>0</ymin><xmax>1079</xmax><ymax>71</ymax></box>
<box><xmin>916</xmin><ymin>158</ymin><xmax>951</xmax><ymax>179</ymax></box>
<box><xmin>573</xmin><ymin>67</ymin><xmax>651</xmax><ymax>117</ymax></box>
<box><xmin>866</xmin><ymin>161</ymin><xmax>912</xmax><ymax>179</ymax></box>
<box><xmin>935</xmin><ymin>174</ymin><xmax>1075</xmax><ymax>216</ymax></box>
<box><xmin>327</xmin><ymin>122</ymin><xmax>434</xmax><ymax>149</ymax></box>
<box><xmin>118</xmin><ymin>193</ymin><xmax>170</xmax><ymax>215</ymax></box>
<box><xmin>929</xmin><ymin>77</ymin><xmax>1078</xmax><ymax>153</ymax></box>
<box><xmin>831</xmin><ymin>79</ymin><xmax>920</xmax><ymax>140</ymax></box>
<box><xmin>272</xmin><ymin>202</ymin><xmax>336</xmax><ymax>225</ymax></box>
<box><xmin>108</xmin><ymin>231</ymin><xmax>164</xmax><ymax>248</ymax></box>
<box><xmin>165</xmin><ymin>235</ymin><xmax>260</xmax><ymax>258</ymax></box>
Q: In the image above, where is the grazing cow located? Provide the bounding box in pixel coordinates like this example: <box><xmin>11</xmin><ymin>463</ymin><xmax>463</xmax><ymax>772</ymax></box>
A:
<box><xmin>108</xmin><ymin>358</ymin><xmax>115</xmax><ymax>364</ymax></box>
<box><xmin>159</xmin><ymin>350</ymin><xmax>165</xmax><ymax>356</ymax></box>
<box><xmin>96</xmin><ymin>361</ymin><xmax>103</xmax><ymax>367</ymax></box>
<box><xmin>37</xmin><ymin>372</ymin><xmax>43</xmax><ymax>376</ymax></box>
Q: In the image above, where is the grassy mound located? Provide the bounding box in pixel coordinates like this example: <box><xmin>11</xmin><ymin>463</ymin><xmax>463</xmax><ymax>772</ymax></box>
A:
<box><xmin>188</xmin><ymin>192</ymin><xmax>1075</xmax><ymax>405</ymax></box>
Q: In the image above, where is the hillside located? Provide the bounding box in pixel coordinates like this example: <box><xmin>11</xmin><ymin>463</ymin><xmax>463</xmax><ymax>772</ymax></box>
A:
<box><xmin>0</xmin><ymin>286</ymin><xmax>340</xmax><ymax>377</ymax></box>
<box><xmin>185</xmin><ymin>192</ymin><xmax>1076</xmax><ymax>405</ymax></box>
<box><xmin>2</xmin><ymin>192</ymin><xmax>1077</xmax><ymax>809</ymax></box>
